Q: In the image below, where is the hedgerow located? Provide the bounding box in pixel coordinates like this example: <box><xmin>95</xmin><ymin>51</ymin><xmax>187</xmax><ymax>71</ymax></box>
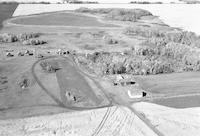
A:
<box><xmin>0</xmin><ymin>33</ymin><xmax>46</xmax><ymax>45</ymax></box>
<box><xmin>22</xmin><ymin>39</ymin><xmax>46</xmax><ymax>46</ymax></box>
<box><xmin>124</xmin><ymin>26</ymin><xmax>200</xmax><ymax>47</ymax></box>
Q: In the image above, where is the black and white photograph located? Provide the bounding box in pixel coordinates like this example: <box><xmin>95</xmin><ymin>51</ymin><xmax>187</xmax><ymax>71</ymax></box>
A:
<box><xmin>0</xmin><ymin>0</ymin><xmax>200</xmax><ymax>135</ymax></box>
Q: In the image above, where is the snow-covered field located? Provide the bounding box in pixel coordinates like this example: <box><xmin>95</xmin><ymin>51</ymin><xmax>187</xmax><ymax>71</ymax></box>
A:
<box><xmin>0</xmin><ymin>106</ymin><xmax>157</xmax><ymax>136</ymax></box>
<box><xmin>13</xmin><ymin>4</ymin><xmax>200</xmax><ymax>35</ymax></box>
<box><xmin>133</xmin><ymin>102</ymin><xmax>200</xmax><ymax>136</ymax></box>
<box><xmin>1</xmin><ymin>104</ymin><xmax>200</xmax><ymax>136</ymax></box>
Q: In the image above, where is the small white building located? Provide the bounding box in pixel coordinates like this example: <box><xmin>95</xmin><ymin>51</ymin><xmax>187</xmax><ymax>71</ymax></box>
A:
<box><xmin>127</xmin><ymin>90</ymin><xmax>147</xmax><ymax>99</ymax></box>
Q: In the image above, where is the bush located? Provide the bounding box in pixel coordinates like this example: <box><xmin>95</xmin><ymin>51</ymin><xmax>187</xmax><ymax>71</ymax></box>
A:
<box><xmin>0</xmin><ymin>1</ymin><xmax>18</xmax><ymax>4</ymax></box>
<box><xmin>105</xmin><ymin>38</ymin><xmax>118</xmax><ymax>44</ymax></box>
<box><xmin>22</xmin><ymin>39</ymin><xmax>46</xmax><ymax>46</ymax></box>
<box><xmin>130</xmin><ymin>1</ymin><xmax>163</xmax><ymax>4</ymax></box>
<box><xmin>125</xmin><ymin>27</ymin><xmax>200</xmax><ymax>48</ymax></box>
<box><xmin>17</xmin><ymin>33</ymin><xmax>40</xmax><ymax>41</ymax></box>
<box><xmin>0</xmin><ymin>33</ymin><xmax>41</xmax><ymax>43</ymax></box>
<box><xmin>124</xmin><ymin>26</ymin><xmax>165</xmax><ymax>38</ymax></box>
<box><xmin>40</xmin><ymin>61</ymin><xmax>60</xmax><ymax>73</ymax></box>
<box><xmin>136</xmin><ymin>46</ymin><xmax>156</xmax><ymax>56</ymax></box>
<box><xmin>162</xmin><ymin>42</ymin><xmax>189</xmax><ymax>60</ymax></box>
<box><xmin>150</xmin><ymin>61</ymin><xmax>174</xmax><ymax>74</ymax></box>
<box><xmin>106</xmin><ymin>9</ymin><xmax>137</xmax><ymax>22</ymax></box>
<box><xmin>75</xmin><ymin>7</ymin><xmax>92</xmax><ymax>13</ymax></box>
<box><xmin>113</xmin><ymin>62</ymin><xmax>126</xmax><ymax>74</ymax></box>
<box><xmin>106</xmin><ymin>8</ymin><xmax>152</xmax><ymax>22</ymax></box>
<box><xmin>0</xmin><ymin>33</ymin><xmax>18</xmax><ymax>43</ymax></box>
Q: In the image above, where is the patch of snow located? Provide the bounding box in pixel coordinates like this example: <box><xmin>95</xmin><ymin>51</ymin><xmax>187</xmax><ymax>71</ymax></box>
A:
<box><xmin>0</xmin><ymin>106</ymin><xmax>158</xmax><ymax>136</ymax></box>
<box><xmin>133</xmin><ymin>102</ymin><xmax>200</xmax><ymax>136</ymax></box>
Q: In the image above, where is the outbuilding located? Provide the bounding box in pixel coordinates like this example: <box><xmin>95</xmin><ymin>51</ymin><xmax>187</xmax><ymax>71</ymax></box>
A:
<box><xmin>6</xmin><ymin>52</ymin><xmax>14</xmax><ymax>57</ymax></box>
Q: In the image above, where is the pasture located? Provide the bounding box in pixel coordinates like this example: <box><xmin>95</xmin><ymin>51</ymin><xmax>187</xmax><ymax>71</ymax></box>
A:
<box><xmin>135</xmin><ymin>72</ymin><xmax>200</xmax><ymax>108</ymax></box>
<box><xmin>135</xmin><ymin>72</ymin><xmax>200</xmax><ymax>95</ymax></box>
<box><xmin>153</xmin><ymin>95</ymin><xmax>200</xmax><ymax>108</ymax></box>
<box><xmin>11</xmin><ymin>12</ymin><xmax>118</xmax><ymax>27</ymax></box>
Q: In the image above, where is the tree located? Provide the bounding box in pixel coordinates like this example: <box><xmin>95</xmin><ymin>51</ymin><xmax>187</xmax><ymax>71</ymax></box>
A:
<box><xmin>62</xmin><ymin>0</ymin><xmax>78</xmax><ymax>3</ymax></box>
<box><xmin>62</xmin><ymin>0</ymin><xmax>69</xmax><ymax>3</ymax></box>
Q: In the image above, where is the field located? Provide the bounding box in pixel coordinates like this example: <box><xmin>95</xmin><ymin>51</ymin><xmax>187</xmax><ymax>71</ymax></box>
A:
<box><xmin>11</xmin><ymin>12</ymin><xmax>118</xmax><ymax>27</ymax></box>
<box><xmin>0</xmin><ymin>3</ymin><xmax>18</xmax><ymax>29</ymax></box>
<box><xmin>0</xmin><ymin>56</ymin><xmax>70</xmax><ymax>119</ymax></box>
<box><xmin>0</xmin><ymin>7</ymin><xmax>155</xmax><ymax>119</ymax></box>
<box><xmin>13</xmin><ymin>4</ymin><xmax>200</xmax><ymax>35</ymax></box>
<box><xmin>1</xmin><ymin>5</ymin><xmax>200</xmax><ymax>136</ymax></box>
<box><xmin>153</xmin><ymin>95</ymin><xmax>200</xmax><ymax>108</ymax></box>
<box><xmin>135</xmin><ymin>72</ymin><xmax>200</xmax><ymax>95</ymax></box>
<box><xmin>135</xmin><ymin>72</ymin><xmax>200</xmax><ymax>108</ymax></box>
<box><xmin>133</xmin><ymin>102</ymin><xmax>200</xmax><ymax>136</ymax></box>
<box><xmin>56</xmin><ymin>58</ymin><xmax>108</xmax><ymax>107</ymax></box>
<box><xmin>0</xmin><ymin>8</ymin><xmax>123</xmax><ymax>118</ymax></box>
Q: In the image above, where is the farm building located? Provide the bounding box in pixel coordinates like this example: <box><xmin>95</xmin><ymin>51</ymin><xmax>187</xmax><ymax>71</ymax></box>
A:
<box><xmin>127</xmin><ymin>89</ymin><xmax>147</xmax><ymax>99</ymax></box>
<box><xmin>113</xmin><ymin>75</ymin><xmax>136</xmax><ymax>86</ymax></box>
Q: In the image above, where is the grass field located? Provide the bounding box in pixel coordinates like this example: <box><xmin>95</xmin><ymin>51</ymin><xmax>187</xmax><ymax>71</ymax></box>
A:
<box><xmin>11</xmin><ymin>12</ymin><xmax>118</xmax><ymax>27</ymax></box>
<box><xmin>56</xmin><ymin>59</ymin><xmax>102</xmax><ymax>107</ymax></box>
<box><xmin>135</xmin><ymin>72</ymin><xmax>200</xmax><ymax>95</ymax></box>
<box><xmin>0</xmin><ymin>56</ymin><xmax>70</xmax><ymax>119</ymax></box>
<box><xmin>153</xmin><ymin>95</ymin><xmax>200</xmax><ymax>108</ymax></box>
<box><xmin>0</xmin><ymin>3</ymin><xmax>18</xmax><ymax>29</ymax></box>
<box><xmin>135</xmin><ymin>72</ymin><xmax>200</xmax><ymax>108</ymax></box>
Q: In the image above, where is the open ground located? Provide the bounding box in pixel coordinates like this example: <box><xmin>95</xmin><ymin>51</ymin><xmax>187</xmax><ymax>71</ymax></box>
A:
<box><xmin>1</xmin><ymin>3</ymin><xmax>200</xmax><ymax>136</ymax></box>
<box><xmin>0</xmin><ymin>3</ymin><xmax>18</xmax><ymax>29</ymax></box>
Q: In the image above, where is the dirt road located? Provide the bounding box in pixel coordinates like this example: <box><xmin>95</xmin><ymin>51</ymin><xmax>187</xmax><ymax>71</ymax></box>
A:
<box><xmin>31</xmin><ymin>56</ymin><xmax>112</xmax><ymax>110</ymax></box>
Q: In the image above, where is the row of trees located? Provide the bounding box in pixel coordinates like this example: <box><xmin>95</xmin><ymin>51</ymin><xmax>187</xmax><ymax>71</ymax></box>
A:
<box><xmin>0</xmin><ymin>33</ymin><xmax>46</xmax><ymax>46</ymax></box>
<box><xmin>0</xmin><ymin>33</ymin><xmax>40</xmax><ymax>42</ymax></box>
<box><xmin>125</xmin><ymin>26</ymin><xmax>200</xmax><ymax>47</ymax></box>
<box><xmin>130</xmin><ymin>1</ymin><xmax>163</xmax><ymax>4</ymax></box>
<box><xmin>62</xmin><ymin>0</ymin><xmax>98</xmax><ymax>4</ymax></box>
<box><xmin>22</xmin><ymin>39</ymin><xmax>46</xmax><ymax>45</ymax></box>
<box><xmin>0</xmin><ymin>1</ymin><xmax>51</xmax><ymax>4</ymax></box>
